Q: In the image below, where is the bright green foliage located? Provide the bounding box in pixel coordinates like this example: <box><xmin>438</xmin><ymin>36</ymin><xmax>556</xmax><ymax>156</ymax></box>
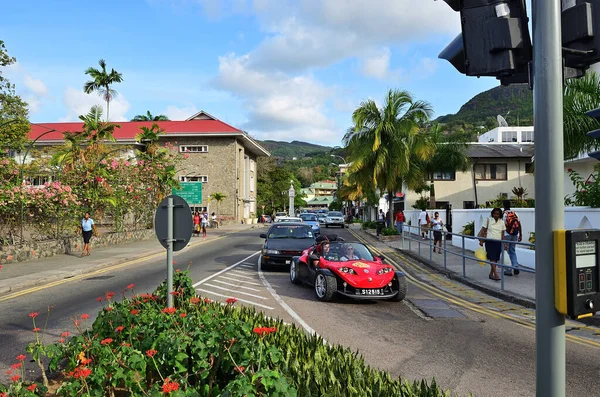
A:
<box><xmin>565</xmin><ymin>166</ymin><xmax>600</xmax><ymax>207</ymax></box>
<box><xmin>563</xmin><ymin>72</ymin><xmax>600</xmax><ymax>160</ymax></box>
<box><xmin>84</xmin><ymin>59</ymin><xmax>123</xmax><ymax>121</ymax></box>
<box><xmin>131</xmin><ymin>111</ymin><xmax>169</xmax><ymax>121</ymax></box>
<box><xmin>13</xmin><ymin>271</ymin><xmax>464</xmax><ymax>396</ymax></box>
<box><xmin>257</xmin><ymin>157</ymin><xmax>306</xmax><ymax>214</ymax></box>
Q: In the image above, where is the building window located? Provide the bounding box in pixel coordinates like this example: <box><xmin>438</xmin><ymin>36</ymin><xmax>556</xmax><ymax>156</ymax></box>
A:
<box><xmin>502</xmin><ymin>131</ymin><xmax>518</xmax><ymax>142</ymax></box>
<box><xmin>250</xmin><ymin>176</ymin><xmax>255</xmax><ymax>192</ymax></box>
<box><xmin>525</xmin><ymin>163</ymin><xmax>534</xmax><ymax>173</ymax></box>
<box><xmin>432</xmin><ymin>171</ymin><xmax>456</xmax><ymax>181</ymax></box>
<box><xmin>463</xmin><ymin>201</ymin><xmax>475</xmax><ymax>209</ymax></box>
<box><xmin>474</xmin><ymin>164</ymin><xmax>507</xmax><ymax>180</ymax></box>
<box><xmin>522</xmin><ymin>130</ymin><xmax>534</xmax><ymax>142</ymax></box>
<box><xmin>250</xmin><ymin>160</ymin><xmax>255</xmax><ymax>172</ymax></box>
<box><xmin>179</xmin><ymin>145</ymin><xmax>208</xmax><ymax>153</ymax></box>
<box><xmin>190</xmin><ymin>206</ymin><xmax>207</xmax><ymax>213</ymax></box>
<box><xmin>180</xmin><ymin>175</ymin><xmax>208</xmax><ymax>183</ymax></box>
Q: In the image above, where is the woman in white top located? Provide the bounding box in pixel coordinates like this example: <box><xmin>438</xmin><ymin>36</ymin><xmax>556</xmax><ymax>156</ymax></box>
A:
<box><xmin>431</xmin><ymin>212</ymin><xmax>444</xmax><ymax>254</ymax></box>
<box><xmin>340</xmin><ymin>244</ymin><xmax>360</xmax><ymax>261</ymax></box>
<box><xmin>479</xmin><ymin>207</ymin><xmax>506</xmax><ymax>281</ymax></box>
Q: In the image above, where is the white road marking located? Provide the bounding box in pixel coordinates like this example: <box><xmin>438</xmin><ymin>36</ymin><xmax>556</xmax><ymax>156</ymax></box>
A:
<box><xmin>239</xmin><ymin>264</ymin><xmax>255</xmax><ymax>269</ymax></box>
<box><xmin>203</xmin><ymin>283</ymin><xmax>268</xmax><ymax>300</ymax></box>
<box><xmin>223</xmin><ymin>272</ymin><xmax>257</xmax><ymax>280</ymax></box>
<box><xmin>216</xmin><ymin>275</ymin><xmax>262</xmax><ymax>286</ymax></box>
<box><xmin>230</xmin><ymin>269</ymin><xmax>255</xmax><ymax>275</ymax></box>
<box><xmin>257</xmin><ymin>255</ymin><xmax>318</xmax><ymax>336</ymax></box>
<box><xmin>196</xmin><ymin>288</ymin><xmax>274</xmax><ymax>310</ymax></box>
<box><xmin>192</xmin><ymin>252</ymin><xmax>260</xmax><ymax>287</ymax></box>
<box><xmin>211</xmin><ymin>279</ymin><xmax>261</xmax><ymax>291</ymax></box>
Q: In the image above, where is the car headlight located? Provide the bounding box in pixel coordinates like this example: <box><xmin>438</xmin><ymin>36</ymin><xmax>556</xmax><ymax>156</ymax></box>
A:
<box><xmin>338</xmin><ymin>267</ymin><xmax>357</xmax><ymax>275</ymax></box>
<box><xmin>262</xmin><ymin>249</ymin><xmax>280</xmax><ymax>255</ymax></box>
<box><xmin>377</xmin><ymin>267</ymin><xmax>394</xmax><ymax>275</ymax></box>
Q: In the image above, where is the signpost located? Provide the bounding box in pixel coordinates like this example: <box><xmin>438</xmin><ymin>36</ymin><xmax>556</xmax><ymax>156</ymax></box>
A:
<box><xmin>172</xmin><ymin>182</ymin><xmax>202</xmax><ymax>204</ymax></box>
<box><xmin>154</xmin><ymin>195</ymin><xmax>193</xmax><ymax>308</ymax></box>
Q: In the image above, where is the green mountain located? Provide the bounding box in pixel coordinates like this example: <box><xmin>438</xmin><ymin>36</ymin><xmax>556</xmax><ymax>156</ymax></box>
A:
<box><xmin>436</xmin><ymin>84</ymin><xmax>533</xmax><ymax>127</ymax></box>
<box><xmin>258</xmin><ymin>140</ymin><xmax>334</xmax><ymax>158</ymax></box>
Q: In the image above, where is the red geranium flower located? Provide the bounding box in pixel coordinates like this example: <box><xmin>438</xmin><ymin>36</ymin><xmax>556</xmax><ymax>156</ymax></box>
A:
<box><xmin>126</xmin><ymin>283</ymin><xmax>135</xmax><ymax>290</ymax></box>
<box><xmin>115</xmin><ymin>326</ymin><xmax>125</xmax><ymax>332</ymax></box>
<box><xmin>61</xmin><ymin>331</ymin><xmax>70</xmax><ymax>337</ymax></box>
<box><xmin>253</xmin><ymin>327</ymin><xmax>278</xmax><ymax>336</ymax></box>
<box><xmin>204</xmin><ymin>298</ymin><xmax>211</xmax><ymax>303</ymax></box>
<box><xmin>27</xmin><ymin>384</ymin><xmax>37</xmax><ymax>392</ymax></box>
<box><xmin>106</xmin><ymin>307</ymin><xmax>113</xmax><ymax>312</ymax></box>
<box><xmin>105</xmin><ymin>291</ymin><xmax>116</xmax><ymax>300</ymax></box>
<box><xmin>11</xmin><ymin>363</ymin><xmax>22</xmax><ymax>370</ymax></box>
<box><xmin>96</xmin><ymin>296</ymin><xmax>104</xmax><ymax>302</ymax></box>
<box><xmin>179</xmin><ymin>313</ymin><xmax>187</xmax><ymax>318</ymax></box>
<box><xmin>225</xmin><ymin>297</ymin><xmax>238</xmax><ymax>304</ymax></box>
<box><xmin>235</xmin><ymin>365</ymin><xmax>245</xmax><ymax>373</ymax></box>
<box><xmin>190</xmin><ymin>297</ymin><xmax>201</xmax><ymax>304</ymax></box>
<box><xmin>16</xmin><ymin>354</ymin><xmax>26</xmax><ymax>361</ymax></box>
<box><xmin>73</xmin><ymin>367</ymin><xmax>92</xmax><ymax>379</ymax></box>
<box><xmin>162</xmin><ymin>378</ymin><xmax>180</xmax><ymax>393</ymax></box>
<box><xmin>80</xmin><ymin>313</ymin><xmax>90</xmax><ymax>320</ymax></box>
<box><xmin>10</xmin><ymin>375</ymin><xmax>20</xmax><ymax>382</ymax></box>
<box><xmin>100</xmin><ymin>338</ymin><xmax>113</xmax><ymax>345</ymax></box>
<box><xmin>33</xmin><ymin>327</ymin><xmax>41</xmax><ymax>332</ymax></box>
<box><xmin>161</xmin><ymin>307</ymin><xmax>177</xmax><ymax>314</ymax></box>
<box><xmin>81</xmin><ymin>357</ymin><xmax>92</xmax><ymax>365</ymax></box>
<box><xmin>568</xmin><ymin>168</ymin><xmax>573</xmax><ymax>172</ymax></box>
<box><xmin>28</xmin><ymin>312</ymin><xmax>39</xmax><ymax>319</ymax></box>
<box><xmin>130</xmin><ymin>309</ymin><xmax>139</xmax><ymax>315</ymax></box>
<box><xmin>146</xmin><ymin>349</ymin><xmax>158</xmax><ymax>357</ymax></box>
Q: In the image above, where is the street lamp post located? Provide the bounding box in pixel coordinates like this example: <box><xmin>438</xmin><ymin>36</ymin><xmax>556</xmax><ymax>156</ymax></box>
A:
<box><xmin>288</xmin><ymin>180</ymin><xmax>295</xmax><ymax>216</ymax></box>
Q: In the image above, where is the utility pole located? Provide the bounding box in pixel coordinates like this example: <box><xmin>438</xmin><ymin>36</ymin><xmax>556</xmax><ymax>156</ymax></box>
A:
<box><xmin>533</xmin><ymin>1</ymin><xmax>566</xmax><ymax>395</ymax></box>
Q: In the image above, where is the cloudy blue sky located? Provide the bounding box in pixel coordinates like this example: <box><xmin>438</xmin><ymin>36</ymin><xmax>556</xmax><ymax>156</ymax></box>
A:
<box><xmin>2</xmin><ymin>0</ymin><xmax>505</xmax><ymax>146</ymax></box>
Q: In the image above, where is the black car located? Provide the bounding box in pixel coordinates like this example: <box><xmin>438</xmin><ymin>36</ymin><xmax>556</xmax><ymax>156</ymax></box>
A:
<box><xmin>260</xmin><ymin>223</ymin><xmax>316</xmax><ymax>269</ymax></box>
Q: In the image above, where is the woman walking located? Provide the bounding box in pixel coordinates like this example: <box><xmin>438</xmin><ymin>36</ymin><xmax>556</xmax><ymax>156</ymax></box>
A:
<box><xmin>201</xmin><ymin>211</ymin><xmax>209</xmax><ymax>237</ymax></box>
<box><xmin>193</xmin><ymin>211</ymin><xmax>201</xmax><ymax>237</ymax></box>
<box><xmin>81</xmin><ymin>212</ymin><xmax>95</xmax><ymax>257</ymax></box>
<box><xmin>431</xmin><ymin>212</ymin><xmax>444</xmax><ymax>254</ymax></box>
<box><xmin>478</xmin><ymin>208</ymin><xmax>506</xmax><ymax>281</ymax></box>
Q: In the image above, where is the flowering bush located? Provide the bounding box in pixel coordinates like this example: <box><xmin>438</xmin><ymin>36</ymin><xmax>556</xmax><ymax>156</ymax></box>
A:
<box><xmin>565</xmin><ymin>167</ymin><xmax>600</xmax><ymax>207</ymax></box>
<box><xmin>0</xmin><ymin>270</ymin><xmax>456</xmax><ymax>396</ymax></box>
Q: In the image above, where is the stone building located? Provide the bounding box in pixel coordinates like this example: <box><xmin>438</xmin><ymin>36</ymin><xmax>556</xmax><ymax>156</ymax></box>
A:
<box><xmin>26</xmin><ymin>111</ymin><xmax>270</xmax><ymax>224</ymax></box>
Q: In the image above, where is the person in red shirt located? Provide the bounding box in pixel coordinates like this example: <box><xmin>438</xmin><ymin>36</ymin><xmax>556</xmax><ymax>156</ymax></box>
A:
<box><xmin>193</xmin><ymin>211</ymin><xmax>201</xmax><ymax>237</ymax></box>
<box><xmin>394</xmin><ymin>210</ymin><xmax>405</xmax><ymax>235</ymax></box>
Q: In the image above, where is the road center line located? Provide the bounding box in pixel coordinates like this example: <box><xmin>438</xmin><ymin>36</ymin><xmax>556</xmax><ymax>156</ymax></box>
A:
<box><xmin>257</xmin><ymin>255</ymin><xmax>319</xmax><ymax>337</ymax></box>
<box><xmin>192</xmin><ymin>252</ymin><xmax>260</xmax><ymax>287</ymax></box>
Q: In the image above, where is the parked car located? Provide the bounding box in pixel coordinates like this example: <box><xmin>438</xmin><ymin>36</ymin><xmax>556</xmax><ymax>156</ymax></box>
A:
<box><xmin>260</xmin><ymin>223</ymin><xmax>316</xmax><ymax>269</ymax></box>
<box><xmin>275</xmin><ymin>216</ymin><xmax>303</xmax><ymax>223</ymax></box>
<box><xmin>299</xmin><ymin>213</ymin><xmax>321</xmax><ymax>235</ymax></box>
<box><xmin>262</xmin><ymin>215</ymin><xmax>272</xmax><ymax>223</ymax></box>
<box><xmin>316</xmin><ymin>213</ymin><xmax>327</xmax><ymax>223</ymax></box>
<box><xmin>289</xmin><ymin>241</ymin><xmax>407</xmax><ymax>302</ymax></box>
<box><xmin>324</xmin><ymin>211</ymin><xmax>345</xmax><ymax>228</ymax></box>
<box><xmin>274</xmin><ymin>212</ymin><xmax>287</xmax><ymax>222</ymax></box>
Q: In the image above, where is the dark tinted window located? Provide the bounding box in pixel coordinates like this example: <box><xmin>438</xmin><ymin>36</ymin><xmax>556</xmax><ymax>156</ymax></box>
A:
<box><xmin>268</xmin><ymin>225</ymin><xmax>314</xmax><ymax>239</ymax></box>
<box><xmin>300</xmin><ymin>214</ymin><xmax>317</xmax><ymax>221</ymax></box>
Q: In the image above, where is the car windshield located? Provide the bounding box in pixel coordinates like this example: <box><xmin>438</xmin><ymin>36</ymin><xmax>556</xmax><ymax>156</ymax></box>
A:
<box><xmin>268</xmin><ymin>225</ymin><xmax>314</xmax><ymax>239</ymax></box>
<box><xmin>299</xmin><ymin>214</ymin><xmax>317</xmax><ymax>222</ymax></box>
<box><xmin>325</xmin><ymin>242</ymin><xmax>374</xmax><ymax>262</ymax></box>
<box><xmin>328</xmin><ymin>212</ymin><xmax>343</xmax><ymax>217</ymax></box>
<box><xmin>275</xmin><ymin>212</ymin><xmax>286</xmax><ymax>217</ymax></box>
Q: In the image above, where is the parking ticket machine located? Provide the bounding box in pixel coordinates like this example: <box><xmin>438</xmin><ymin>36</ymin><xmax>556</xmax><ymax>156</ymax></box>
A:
<box><xmin>555</xmin><ymin>230</ymin><xmax>600</xmax><ymax>320</ymax></box>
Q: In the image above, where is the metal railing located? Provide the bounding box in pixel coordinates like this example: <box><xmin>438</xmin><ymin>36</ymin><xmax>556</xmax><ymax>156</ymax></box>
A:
<box><xmin>396</xmin><ymin>223</ymin><xmax>535</xmax><ymax>291</ymax></box>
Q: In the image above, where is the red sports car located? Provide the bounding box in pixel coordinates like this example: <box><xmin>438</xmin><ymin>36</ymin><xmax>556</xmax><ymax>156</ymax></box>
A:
<box><xmin>289</xmin><ymin>241</ymin><xmax>407</xmax><ymax>302</ymax></box>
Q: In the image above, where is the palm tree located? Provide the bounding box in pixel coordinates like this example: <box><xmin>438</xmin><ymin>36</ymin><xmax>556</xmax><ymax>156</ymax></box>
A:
<box><xmin>135</xmin><ymin>123</ymin><xmax>164</xmax><ymax>157</ymax></box>
<box><xmin>563</xmin><ymin>71</ymin><xmax>600</xmax><ymax>159</ymax></box>
<box><xmin>131</xmin><ymin>111</ymin><xmax>169</xmax><ymax>122</ymax></box>
<box><xmin>84</xmin><ymin>59</ymin><xmax>123</xmax><ymax>121</ymax></box>
<box><xmin>210</xmin><ymin>192</ymin><xmax>227</xmax><ymax>221</ymax></box>
<box><xmin>344</xmin><ymin>89</ymin><xmax>434</xmax><ymax>226</ymax></box>
<box><xmin>422</xmin><ymin>122</ymin><xmax>471</xmax><ymax>208</ymax></box>
<box><xmin>50</xmin><ymin>131</ymin><xmax>87</xmax><ymax>173</ymax></box>
<box><xmin>79</xmin><ymin>105</ymin><xmax>120</xmax><ymax>145</ymax></box>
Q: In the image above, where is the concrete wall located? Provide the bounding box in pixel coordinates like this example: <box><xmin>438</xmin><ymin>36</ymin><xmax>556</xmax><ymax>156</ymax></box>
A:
<box><xmin>404</xmin><ymin>158</ymin><xmax>535</xmax><ymax>210</ymax></box>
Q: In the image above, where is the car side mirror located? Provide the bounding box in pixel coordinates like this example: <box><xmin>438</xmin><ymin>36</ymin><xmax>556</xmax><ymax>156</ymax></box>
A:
<box><xmin>259</xmin><ymin>233</ymin><xmax>267</xmax><ymax>239</ymax></box>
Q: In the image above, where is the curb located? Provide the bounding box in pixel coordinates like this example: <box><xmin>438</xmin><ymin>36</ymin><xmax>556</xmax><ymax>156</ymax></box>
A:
<box><xmin>0</xmin><ymin>225</ymin><xmax>264</xmax><ymax>296</ymax></box>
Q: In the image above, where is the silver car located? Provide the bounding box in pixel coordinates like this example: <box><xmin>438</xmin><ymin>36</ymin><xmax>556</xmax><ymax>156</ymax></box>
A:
<box><xmin>325</xmin><ymin>211</ymin><xmax>344</xmax><ymax>228</ymax></box>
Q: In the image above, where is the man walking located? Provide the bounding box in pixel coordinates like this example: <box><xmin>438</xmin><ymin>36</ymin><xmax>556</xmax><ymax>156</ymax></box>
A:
<box><xmin>503</xmin><ymin>200</ymin><xmax>522</xmax><ymax>276</ymax></box>
<box><xmin>418</xmin><ymin>208</ymin><xmax>430</xmax><ymax>239</ymax></box>
<box><xmin>376</xmin><ymin>209</ymin><xmax>385</xmax><ymax>237</ymax></box>
<box><xmin>394</xmin><ymin>209</ymin><xmax>405</xmax><ymax>234</ymax></box>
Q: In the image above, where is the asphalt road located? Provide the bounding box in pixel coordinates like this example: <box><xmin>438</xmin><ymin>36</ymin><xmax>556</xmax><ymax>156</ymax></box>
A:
<box><xmin>2</xmin><ymin>226</ymin><xmax>600</xmax><ymax>397</ymax></box>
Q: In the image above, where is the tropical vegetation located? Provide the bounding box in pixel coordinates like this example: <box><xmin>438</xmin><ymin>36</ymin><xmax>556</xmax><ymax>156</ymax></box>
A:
<box><xmin>0</xmin><ymin>40</ymin><xmax>29</xmax><ymax>152</ymax></box>
<box><xmin>0</xmin><ymin>270</ymin><xmax>458</xmax><ymax>396</ymax></box>
<box><xmin>131</xmin><ymin>111</ymin><xmax>170</xmax><ymax>122</ymax></box>
<box><xmin>84</xmin><ymin>59</ymin><xmax>124</xmax><ymax>121</ymax></box>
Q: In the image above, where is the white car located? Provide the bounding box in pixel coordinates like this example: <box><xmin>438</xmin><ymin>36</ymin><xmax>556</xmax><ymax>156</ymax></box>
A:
<box><xmin>274</xmin><ymin>212</ymin><xmax>287</xmax><ymax>222</ymax></box>
<box><xmin>324</xmin><ymin>211</ymin><xmax>345</xmax><ymax>228</ymax></box>
<box><xmin>275</xmin><ymin>216</ymin><xmax>303</xmax><ymax>223</ymax></box>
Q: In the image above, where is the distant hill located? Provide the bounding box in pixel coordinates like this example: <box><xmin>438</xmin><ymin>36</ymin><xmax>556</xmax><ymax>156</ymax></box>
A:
<box><xmin>259</xmin><ymin>140</ymin><xmax>334</xmax><ymax>158</ymax></box>
<box><xmin>436</xmin><ymin>84</ymin><xmax>533</xmax><ymax>127</ymax></box>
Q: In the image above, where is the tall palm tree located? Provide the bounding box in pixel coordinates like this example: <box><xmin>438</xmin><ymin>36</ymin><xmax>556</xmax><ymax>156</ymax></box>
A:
<box><xmin>135</xmin><ymin>123</ymin><xmax>164</xmax><ymax>157</ymax></box>
<box><xmin>131</xmin><ymin>111</ymin><xmax>169</xmax><ymax>122</ymax></box>
<box><xmin>344</xmin><ymin>89</ymin><xmax>434</xmax><ymax>226</ymax></box>
<box><xmin>84</xmin><ymin>59</ymin><xmax>123</xmax><ymax>121</ymax></box>
<box><xmin>563</xmin><ymin>71</ymin><xmax>600</xmax><ymax>159</ymax></box>
<box><xmin>210</xmin><ymin>192</ymin><xmax>227</xmax><ymax>221</ymax></box>
<box><xmin>422</xmin><ymin>122</ymin><xmax>471</xmax><ymax>208</ymax></box>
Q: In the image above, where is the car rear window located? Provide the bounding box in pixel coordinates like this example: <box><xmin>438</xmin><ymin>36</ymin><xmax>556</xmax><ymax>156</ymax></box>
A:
<box><xmin>328</xmin><ymin>212</ymin><xmax>343</xmax><ymax>217</ymax></box>
<box><xmin>300</xmin><ymin>214</ymin><xmax>317</xmax><ymax>221</ymax></box>
<box><xmin>268</xmin><ymin>225</ymin><xmax>314</xmax><ymax>239</ymax></box>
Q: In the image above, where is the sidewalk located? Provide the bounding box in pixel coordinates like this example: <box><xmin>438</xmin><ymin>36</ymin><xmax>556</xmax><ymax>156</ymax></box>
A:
<box><xmin>0</xmin><ymin>223</ymin><xmax>265</xmax><ymax>296</ymax></box>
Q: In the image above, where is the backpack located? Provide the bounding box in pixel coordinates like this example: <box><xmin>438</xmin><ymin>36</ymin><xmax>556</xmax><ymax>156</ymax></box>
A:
<box><xmin>425</xmin><ymin>213</ymin><xmax>430</xmax><ymax>223</ymax></box>
<box><xmin>505</xmin><ymin>210</ymin><xmax>520</xmax><ymax>236</ymax></box>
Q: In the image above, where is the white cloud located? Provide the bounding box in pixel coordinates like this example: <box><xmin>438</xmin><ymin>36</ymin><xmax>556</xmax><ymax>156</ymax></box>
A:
<box><xmin>214</xmin><ymin>53</ymin><xmax>338</xmax><ymax>144</ymax></box>
<box><xmin>361</xmin><ymin>48</ymin><xmax>394</xmax><ymax>80</ymax></box>
<box><xmin>23</xmin><ymin>76</ymin><xmax>48</xmax><ymax>97</ymax></box>
<box><xmin>60</xmin><ymin>87</ymin><xmax>130</xmax><ymax>122</ymax></box>
<box><xmin>164</xmin><ymin>105</ymin><xmax>199</xmax><ymax>120</ymax></box>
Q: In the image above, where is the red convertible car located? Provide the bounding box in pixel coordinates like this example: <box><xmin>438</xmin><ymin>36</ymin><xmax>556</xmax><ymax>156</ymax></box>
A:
<box><xmin>289</xmin><ymin>241</ymin><xmax>407</xmax><ymax>302</ymax></box>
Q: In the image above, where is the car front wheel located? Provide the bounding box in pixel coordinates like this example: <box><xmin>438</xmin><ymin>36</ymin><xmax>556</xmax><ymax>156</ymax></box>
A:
<box><xmin>389</xmin><ymin>275</ymin><xmax>408</xmax><ymax>302</ymax></box>
<box><xmin>314</xmin><ymin>272</ymin><xmax>337</xmax><ymax>301</ymax></box>
<box><xmin>290</xmin><ymin>260</ymin><xmax>301</xmax><ymax>285</ymax></box>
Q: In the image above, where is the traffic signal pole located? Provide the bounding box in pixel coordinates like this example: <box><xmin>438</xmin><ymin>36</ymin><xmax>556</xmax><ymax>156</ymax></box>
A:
<box><xmin>532</xmin><ymin>0</ymin><xmax>566</xmax><ymax>395</ymax></box>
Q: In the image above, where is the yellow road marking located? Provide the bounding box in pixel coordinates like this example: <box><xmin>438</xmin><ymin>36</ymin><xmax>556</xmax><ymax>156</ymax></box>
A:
<box><xmin>0</xmin><ymin>235</ymin><xmax>227</xmax><ymax>302</ymax></box>
<box><xmin>351</xmin><ymin>230</ymin><xmax>600</xmax><ymax>349</ymax></box>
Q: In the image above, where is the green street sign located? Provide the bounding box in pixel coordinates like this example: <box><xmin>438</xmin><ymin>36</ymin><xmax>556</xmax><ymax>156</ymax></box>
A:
<box><xmin>172</xmin><ymin>182</ymin><xmax>202</xmax><ymax>204</ymax></box>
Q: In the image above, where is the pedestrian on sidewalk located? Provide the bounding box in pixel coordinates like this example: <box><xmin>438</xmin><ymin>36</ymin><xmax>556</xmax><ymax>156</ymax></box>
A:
<box><xmin>418</xmin><ymin>208</ymin><xmax>430</xmax><ymax>239</ymax></box>
<box><xmin>376</xmin><ymin>209</ymin><xmax>385</xmax><ymax>237</ymax></box>
<box><xmin>201</xmin><ymin>211</ymin><xmax>209</xmax><ymax>237</ymax></box>
<box><xmin>193</xmin><ymin>211</ymin><xmax>201</xmax><ymax>237</ymax></box>
<box><xmin>478</xmin><ymin>207</ymin><xmax>506</xmax><ymax>281</ymax></box>
<box><xmin>80</xmin><ymin>212</ymin><xmax>95</xmax><ymax>257</ymax></box>
<box><xmin>394</xmin><ymin>209</ymin><xmax>405</xmax><ymax>235</ymax></box>
<box><xmin>211</xmin><ymin>212</ymin><xmax>219</xmax><ymax>228</ymax></box>
<box><xmin>503</xmin><ymin>200</ymin><xmax>522</xmax><ymax>276</ymax></box>
<box><xmin>431</xmin><ymin>212</ymin><xmax>444</xmax><ymax>254</ymax></box>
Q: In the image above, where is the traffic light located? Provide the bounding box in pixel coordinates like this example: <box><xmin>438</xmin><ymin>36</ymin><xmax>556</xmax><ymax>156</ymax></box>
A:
<box><xmin>439</xmin><ymin>0</ymin><xmax>533</xmax><ymax>85</ymax></box>
<box><xmin>586</xmin><ymin>108</ymin><xmax>600</xmax><ymax>160</ymax></box>
<box><xmin>562</xmin><ymin>1</ymin><xmax>600</xmax><ymax>69</ymax></box>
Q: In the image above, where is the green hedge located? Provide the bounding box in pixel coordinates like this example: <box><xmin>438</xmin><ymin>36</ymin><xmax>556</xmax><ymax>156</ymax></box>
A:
<box><xmin>381</xmin><ymin>227</ymin><xmax>399</xmax><ymax>236</ymax></box>
<box><xmin>1</xmin><ymin>271</ymin><xmax>462</xmax><ymax>396</ymax></box>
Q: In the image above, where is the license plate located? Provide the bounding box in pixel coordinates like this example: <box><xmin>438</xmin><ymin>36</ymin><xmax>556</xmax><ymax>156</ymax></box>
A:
<box><xmin>358</xmin><ymin>289</ymin><xmax>382</xmax><ymax>295</ymax></box>
<box><xmin>285</xmin><ymin>260</ymin><xmax>291</xmax><ymax>264</ymax></box>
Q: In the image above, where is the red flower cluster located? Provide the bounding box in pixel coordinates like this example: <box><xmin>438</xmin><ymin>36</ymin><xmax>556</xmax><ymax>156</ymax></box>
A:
<box><xmin>126</xmin><ymin>283</ymin><xmax>135</xmax><ymax>290</ymax></box>
<box><xmin>179</xmin><ymin>313</ymin><xmax>187</xmax><ymax>318</ymax></box>
<box><xmin>10</xmin><ymin>375</ymin><xmax>20</xmax><ymax>382</ymax></box>
<box><xmin>146</xmin><ymin>349</ymin><xmax>158</xmax><ymax>357</ymax></box>
<box><xmin>32</xmin><ymin>327</ymin><xmax>41</xmax><ymax>332</ymax></box>
<box><xmin>190</xmin><ymin>297</ymin><xmax>201</xmax><ymax>304</ymax></box>
<box><xmin>100</xmin><ymin>338</ymin><xmax>113</xmax><ymax>345</ymax></box>
<box><xmin>96</xmin><ymin>297</ymin><xmax>103</xmax><ymax>302</ymax></box>
<box><xmin>161</xmin><ymin>307</ymin><xmax>177</xmax><ymax>315</ymax></box>
<box><xmin>73</xmin><ymin>366</ymin><xmax>92</xmax><ymax>379</ymax></box>
<box><xmin>115</xmin><ymin>326</ymin><xmax>125</xmax><ymax>332</ymax></box>
<box><xmin>162</xmin><ymin>378</ymin><xmax>180</xmax><ymax>393</ymax></box>
<box><xmin>225</xmin><ymin>297</ymin><xmax>238</xmax><ymax>304</ymax></box>
<box><xmin>235</xmin><ymin>365</ymin><xmax>245</xmax><ymax>373</ymax></box>
<box><xmin>61</xmin><ymin>331</ymin><xmax>70</xmax><ymax>338</ymax></box>
<box><xmin>81</xmin><ymin>313</ymin><xmax>90</xmax><ymax>320</ymax></box>
<box><xmin>81</xmin><ymin>357</ymin><xmax>92</xmax><ymax>366</ymax></box>
<box><xmin>16</xmin><ymin>354</ymin><xmax>26</xmax><ymax>361</ymax></box>
<box><xmin>28</xmin><ymin>312</ymin><xmax>39</xmax><ymax>319</ymax></box>
<box><xmin>130</xmin><ymin>309</ymin><xmax>139</xmax><ymax>315</ymax></box>
<box><xmin>11</xmin><ymin>363</ymin><xmax>22</xmax><ymax>370</ymax></box>
<box><xmin>27</xmin><ymin>384</ymin><xmax>37</xmax><ymax>392</ymax></box>
<box><xmin>105</xmin><ymin>291</ymin><xmax>116</xmax><ymax>300</ymax></box>
<box><xmin>253</xmin><ymin>327</ymin><xmax>278</xmax><ymax>336</ymax></box>
<box><xmin>169</xmin><ymin>291</ymin><xmax>181</xmax><ymax>296</ymax></box>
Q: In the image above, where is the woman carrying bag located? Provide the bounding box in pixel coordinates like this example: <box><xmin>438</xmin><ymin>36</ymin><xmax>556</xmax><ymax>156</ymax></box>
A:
<box><xmin>478</xmin><ymin>208</ymin><xmax>506</xmax><ymax>281</ymax></box>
